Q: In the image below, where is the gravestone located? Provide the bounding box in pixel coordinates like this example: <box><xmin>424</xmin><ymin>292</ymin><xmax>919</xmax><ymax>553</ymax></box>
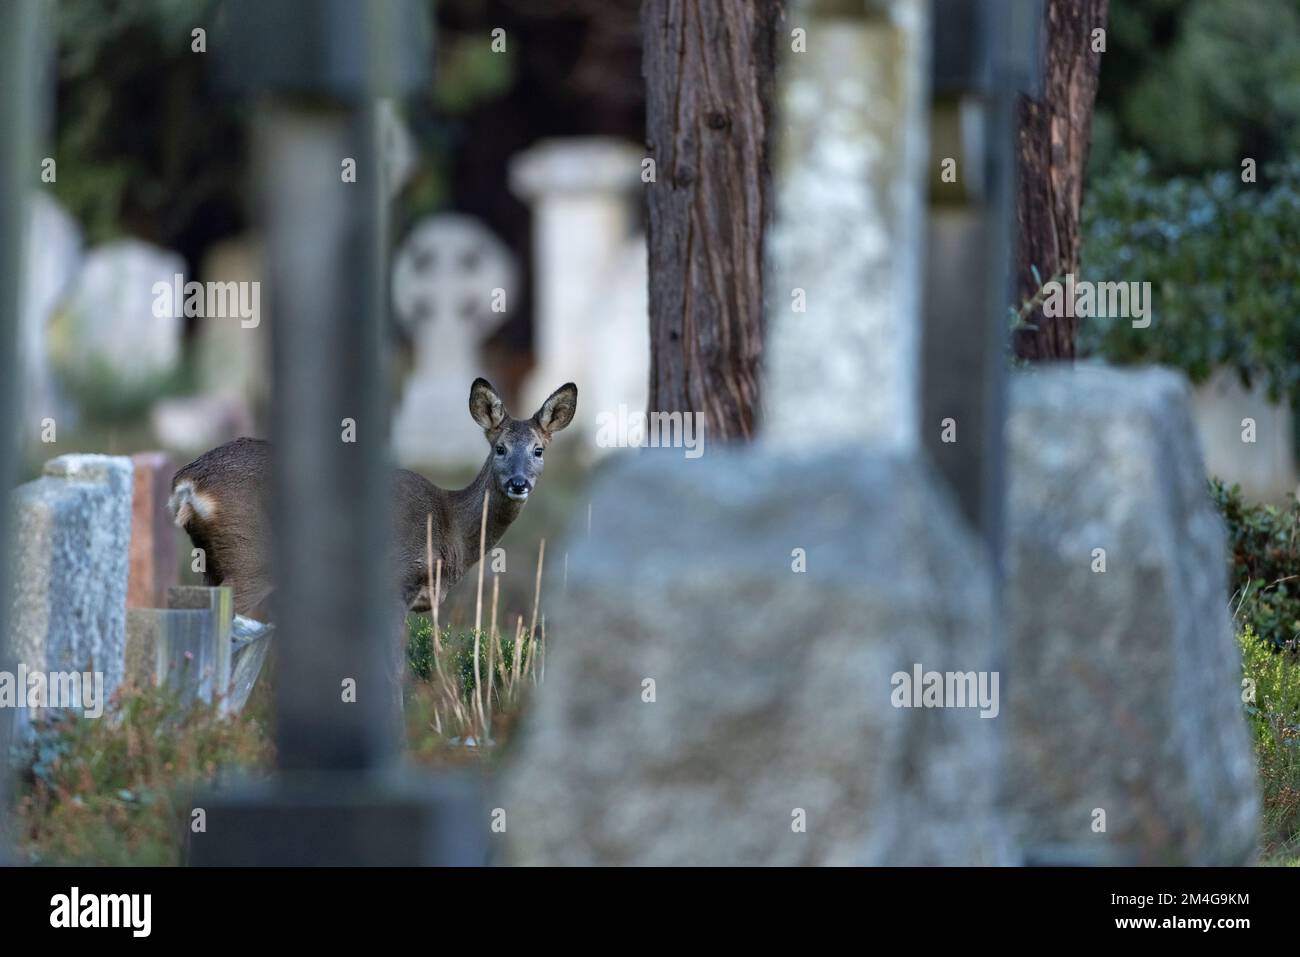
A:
<box><xmin>509</xmin><ymin>137</ymin><xmax>645</xmax><ymax>440</ymax></box>
<box><xmin>49</xmin><ymin>238</ymin><xmax>184</xmax><ymax>396</ymax></box>
<box><xmin>125</xmin><ymin>589</ymin><xmax>271</xmax><ymax>715</ymax></box>
<box><xmin>192</xmin><ymin>235</ymin><xmax>267</xmax><ymax>434</ymax></box>
<box><xmin>124</xmin><ymin>586</ymin><xmax>235</xmax><ymax>709</ymax></box>
<box><xmin>19</xmin><ymin>193</ymin><xmax>82</xmax><ymax>441</ymax></box>
<box><xmin>1006</xmin><ymin>364</ymin><xmax>1259</xmax><ymax>864</ymax></box>
<box><xmin>390</xmin><ymin>214</ymin><xmax>517</xmax><ymax>465</ymax></box>
<box><xmin>1190</xmin><ymin>368</ymin><xmax>1296</xmax><ymax>503</ymax></box>
<box><xmin>500</xmin><ymin>0</ymin><xmax>1010</xmax><ymax>865</ymax></box>
<box><xmin>8</xmin><ymin>454</ymin><xmax>133</xmax><ymax>738</ymax></box>
<box><xmin>127</xmin><ymin>452</ymin><xmax>177</xmax><ymax>609</ymax></box>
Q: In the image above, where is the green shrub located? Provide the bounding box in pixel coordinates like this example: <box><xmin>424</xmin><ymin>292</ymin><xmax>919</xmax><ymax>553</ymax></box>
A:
<box><xmin>1080</xmin><ymin>154</ymin><xmax>1300</xmax><ymax>403</ymax></box>
<box><xmin>407</xmin><ymin>616</ymin><xmax>526</xmax><ymax>697</ymax></box>
<box><xmin>1212</xmin><ymin>479</ymin><xmax>1300</xmax><ymax>650</ymax></box>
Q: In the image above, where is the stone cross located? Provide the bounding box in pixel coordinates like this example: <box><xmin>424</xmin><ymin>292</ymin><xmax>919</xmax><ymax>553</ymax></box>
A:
<box><xmin>390</xmin><ymin>213</ymin><xmax>517</xmax><ymax>464</ymax></box>
<box><xmin>189</xmin><ymin>0</ymin><xmax>485</xmax><ymax>866</ymax></box>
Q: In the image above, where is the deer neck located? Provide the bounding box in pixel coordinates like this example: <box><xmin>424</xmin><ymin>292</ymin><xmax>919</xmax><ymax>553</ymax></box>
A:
<box><xmin>451</xmin><ymin>455</ymin><xmax>524</xmax><ymax>566</ymax></box>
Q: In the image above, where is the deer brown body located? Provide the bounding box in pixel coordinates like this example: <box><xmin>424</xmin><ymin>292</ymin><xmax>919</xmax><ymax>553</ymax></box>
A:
<box><xmin>168</xmin><ymin>379</ymin><xmax>577</xmax><ymax>620</ymax></box>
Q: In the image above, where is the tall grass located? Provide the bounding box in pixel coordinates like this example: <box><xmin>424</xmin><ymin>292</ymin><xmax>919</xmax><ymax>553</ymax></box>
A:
<box><xmin>405</xmin><ymin>531</ymin><xmax>547</xmax><ymax>755</ymax></box>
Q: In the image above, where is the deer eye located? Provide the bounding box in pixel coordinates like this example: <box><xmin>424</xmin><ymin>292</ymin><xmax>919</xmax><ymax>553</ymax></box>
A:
<box><xmin>533</xmin><ymin>447</ymin><xmax>544</xmax><ymax>458</ymax></box>
<box><xmin>495</xmin><ymin>445</ymin><xmax>506</xmax><ymax>456</ymax></box>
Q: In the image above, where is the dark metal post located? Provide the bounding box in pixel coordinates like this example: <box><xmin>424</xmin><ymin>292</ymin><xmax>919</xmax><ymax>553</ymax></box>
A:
<box><xmin>921</xmin><ymin>0</ymin><xmax>1041</xmax><ymax>570</ymax></box>
<box><xmin>190</xmin><ymin>0</ymin><xmax>485</xmax><ymax>865</ymax></box>
<box><xmin>0</xmin><ymin>0</ymin><xmax>43</xmax><ymax>864</ymax></box>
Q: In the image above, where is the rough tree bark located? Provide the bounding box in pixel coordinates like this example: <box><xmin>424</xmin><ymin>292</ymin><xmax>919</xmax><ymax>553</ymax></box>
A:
<box><xmin>1012</xmin><ymin>0</ymin><xmax>1108</xmax><ymax>361</ymax></box>
<box><xmin>641</xmin><ymin>0</ymin><xmax>779</xmax><ymax>440</ymax></box>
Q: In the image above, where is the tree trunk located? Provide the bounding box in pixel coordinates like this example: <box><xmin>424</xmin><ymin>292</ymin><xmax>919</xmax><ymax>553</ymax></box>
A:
<box><xmin>1012</xmin><ymin>0</ymin><xmax>1108</xmax><ymax>361</ymax></box>
<box><xmin>641</xmin><ymin>0</ymin><xmax>778</xmax><ymax>439</ymax></box>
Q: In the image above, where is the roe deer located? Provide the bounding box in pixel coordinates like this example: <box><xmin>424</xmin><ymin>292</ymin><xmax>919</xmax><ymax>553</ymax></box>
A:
<box><xmin>167</xmin><ymin>378</ymin><xmax>577</xmax><ymax>620</ymax></box>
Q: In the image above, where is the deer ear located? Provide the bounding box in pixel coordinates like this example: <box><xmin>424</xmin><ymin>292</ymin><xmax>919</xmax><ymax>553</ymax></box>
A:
<box><xmin>468</xmin><ymin>378</ymin><xmax>506</xmax><ymax>432</ymax></box>
<box><xmin>534</xmin><ymin>382</ymin><xmax>577</xmax><ymax>435</ymax></box>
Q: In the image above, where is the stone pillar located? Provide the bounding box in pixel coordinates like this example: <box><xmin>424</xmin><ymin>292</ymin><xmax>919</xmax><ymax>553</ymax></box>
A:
<box><xmin>127</xmin><ymin>452</ymin><xmax>177</xmax><ymax>610</ymax></box>
<box><xmin>8</xmin><ymin>454</ymin><xmax>133</xmax><ymax>739</ymax></box>
<box><xmin>509</xmin><ymin>138</ymin><xmax>643</xmax><ymax>424</ymax></box>
<box><xmin>763</xmin><ymin>0</ymin><xmax>931</xmax><ymax>451</ymax></box>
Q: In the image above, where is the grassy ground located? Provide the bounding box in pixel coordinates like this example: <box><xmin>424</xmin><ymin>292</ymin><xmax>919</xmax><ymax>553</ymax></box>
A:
<box><xmin>10</xmin><ymin>447</ymin><xmax>1299</xmax><ymax>864</ymax></box>
<box><xmin>1238</xmin><ymin>622</ymin><xmax>1300</xmax><ymax>864</ymax></box>
<box><xmin>15</xmin><ymin>608</ymin><xmax>1300</xmax><ymax>865</ymax></box>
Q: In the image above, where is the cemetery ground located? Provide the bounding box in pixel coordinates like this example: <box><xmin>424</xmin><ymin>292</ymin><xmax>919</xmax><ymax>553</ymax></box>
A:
<box><xmin>8</xmin><ymin>459</ymin><xmax>1300</xmax><ymax>866</ymax></box>
<box><xmin>9</xmin><ymin>445</ymin><xmax>589</xmax><ymax>865</ymax></box>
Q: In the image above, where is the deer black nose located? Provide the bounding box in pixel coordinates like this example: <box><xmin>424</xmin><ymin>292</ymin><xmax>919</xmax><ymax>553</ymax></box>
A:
<box><xmin>507</xmin><ymin>478</ymin><xmax>531</xmax><ymax>496</ymax></box>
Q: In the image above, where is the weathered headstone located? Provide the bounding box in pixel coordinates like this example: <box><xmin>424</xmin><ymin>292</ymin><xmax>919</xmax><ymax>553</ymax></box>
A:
<box><xmin>193</xmin><ymin>234</ymin><xmax>268</xmax><ymax>432</ymax></box>
<box><xmin>8</xmin><ymin>454</ymin><xmax>133</xmax><ymax>738</ymax></box>
<box><xmin>1190</xmin><ymin>368</ymin><xmax>1296</xmax><ymax>503</ymax></box>
<box><xmin>127</xmin><ymin>451</ymin><xmax>178</xmax><ymax>609</ymax></box>
<box><xmin>390</xmin><ymin>213</ymin><xmax>517</xmax><ymax>465</ymax></box>
<box><xmin>1006</xmin><ymin>364</ymin><xmax>1259</xmax><ymax>865</ymax></box>
<box><xmin>150</xmin><ymin>391</ymin><xmax>255</xmax><ymax>454</ymax></box>
<box><xmin>762</xmin><ymin>5</ymin><xmax>930</xmax><ymax>451</ymax></box>
<box><xmin>49</xmin><ymin>238</ymin><xmax>185</xmax><ymax>395</ymax></box>
<box><xmin>509</xmin><ymin>137</ymin><xmax>645</xmax><ymax>438</ymax></box>
<box><xmin>501</xmin><ymin>0</ymin><xmax>1010</xmax><ymax>865</ymax></box>
<box><xmin>125</xmin><ymin>588</ymin><xmax>271</xmax><ymax>715</ymax></box>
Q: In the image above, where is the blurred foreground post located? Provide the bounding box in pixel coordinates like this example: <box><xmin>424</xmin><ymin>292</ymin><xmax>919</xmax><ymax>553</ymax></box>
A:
<box><xmin>0</xmin><ymin>0</ymin><xmax>42</xmax><ymax>864</ymax></box>
<box><xmin>189</xmin><ymin>0</ymin><xmax>485</xmax><ymax>865</ymax></box>
<box><xmin>502</xmin><ymin>0</ymin><xmax>1012</xmax><ymax>865</ymax></box>
<box><xmin>920</xmin><ymin>0</ymin><xmax>1039</xmax><ymax>570</ymax></box>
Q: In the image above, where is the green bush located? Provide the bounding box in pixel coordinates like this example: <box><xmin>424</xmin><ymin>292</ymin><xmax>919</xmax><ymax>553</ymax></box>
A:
<box><xmin>1238</xmin><ymin>624</ymin><xmax>1300</xmax><ymax>861</ymax></box>
<box><xmin>1080</xmin><ymin>154</ymin><xmax>1300</xmax><ymax>403</ymax></box>
<box><xmin>407</xmin><ymin>617</ymin><xmax>524</xmax><ymax>696</ymax></box>
<box><xmin>1212</xmin><ymin>480</ymin><xmax>1300</xmax><ymax>650</ymax></box>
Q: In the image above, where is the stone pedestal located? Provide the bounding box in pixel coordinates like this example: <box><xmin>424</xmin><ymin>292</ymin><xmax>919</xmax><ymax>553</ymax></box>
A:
<box><xmin>188</xmin><ymin>769</ymin><xmax>487</xmax><ymax>866</ymax></box>
<box><xmin>500</xmin><ymin>448</ymin><xmax>1008</xmax><ymax>865</ymax></box>
<box><xmin>1006</xmin><ymin>365</ymin><xmax>1259</xmax><ymax>864</ymax></box>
